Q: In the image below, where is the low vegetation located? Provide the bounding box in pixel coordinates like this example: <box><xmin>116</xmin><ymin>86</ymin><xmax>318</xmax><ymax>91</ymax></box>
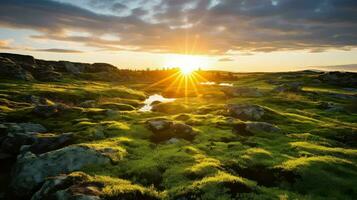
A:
<box><xmin>0</xmin><ymin>54</ymin><xmax>356</xmax><ymax>200</ymax></box>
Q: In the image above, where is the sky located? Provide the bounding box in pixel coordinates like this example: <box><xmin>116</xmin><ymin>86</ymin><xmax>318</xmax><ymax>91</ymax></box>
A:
<box><xmin>0</xmin><ymin>0</ymin><xmax>356</xmax><ymax>72</ymax></box>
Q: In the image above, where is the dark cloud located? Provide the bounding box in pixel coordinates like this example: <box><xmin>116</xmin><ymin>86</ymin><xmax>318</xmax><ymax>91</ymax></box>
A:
<box><xmin>32</xmin><ymin>48</ymin><xmax>83</xmax><ymax>53</ymax></box>
<box><xmin>0</xmin><ymin>0</ymin><xmax>356</xmax><ymax>55</ymax></box>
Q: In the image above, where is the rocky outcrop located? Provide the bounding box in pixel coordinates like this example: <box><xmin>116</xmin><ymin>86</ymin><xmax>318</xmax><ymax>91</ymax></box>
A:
<box><xmin>11</xmin><ymin>146</ymin><xmax>111</xmax><ymax>198</ymax></box>
<box><xmin>227</xmin><ymin>104</ymin><xmax>265</xmax><ymax>120</ymax></box>
<box><xmin>31</xmin><ymin>172</ymin><xmax>101</xmax><ymax>200</ymax></box>
<box><xmin>0</xmin><ymin>57</ymin><xmax>34</xmax><ymax>81</ymax></box>
<box><xmin>31</xmin><ymin>171</ymin><xmax>161</xmax><ymax>200</ymax></box>
<box><xmin>32</xmin><ymin>64</ymin><xmax>62</xmax><ymax>81</ymax></box>
<box><xmin>147</xmin><ymin>119</ymin><xmax>195</xmax><ymax>142</ymax></box>
<box><xmin>318</xmin><ymin>71</ymin><xmax>357</xmax><ymax>87</ymax></box>
<box><xmin>221</xmin><ymin>87</ymin><xmax>262</xmax><ymax>97</ymax></box>
<box><xmin>0</xmin><ymin>53</ymin><xmax>123</xmax><ymax>82</ymax></box>
<box><xmin>90</xmin><ymin>63</ymin><xmax>117</xmax><ymax>72</ymax></box>
<box><xmin>0</xmin><ymin>53</ymin><xmax>36</xmax><ymax>66</ymax></box>
<box><xmin>0</xmin><ymin>122</ymin><xmax>73</xmax><ymax>156</ymax></box>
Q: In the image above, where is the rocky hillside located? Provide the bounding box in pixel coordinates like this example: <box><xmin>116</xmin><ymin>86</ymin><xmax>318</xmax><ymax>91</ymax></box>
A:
<box><xmin>0</xmin><ymin>53</ymin><xmax>357</xmax><ymax>200</ymax></box>
<box><xmin>0</xmin><ymin>53</ymin><xmax>121</xmax><ymax>82</ymax></box>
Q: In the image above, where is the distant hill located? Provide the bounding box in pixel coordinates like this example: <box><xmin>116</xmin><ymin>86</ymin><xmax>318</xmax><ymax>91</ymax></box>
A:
<box><xmin>307</xmin><ymin>64</ymin><xmax>357</xmax><ymax>72</ymax></box>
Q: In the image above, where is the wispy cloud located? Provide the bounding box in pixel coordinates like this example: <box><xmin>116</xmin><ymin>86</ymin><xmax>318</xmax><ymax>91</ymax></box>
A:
<box><xmin>0</xmin><ymin>0</ymin><xmax>356</xmax><ymax>55</ymax></box>
<box><xmin>218</xmin><ymin>57</ymin><xmax>234</xmax><ymax>62</ymax></box>
<box><xmin>32</xmin><ymin>48</ymin><xmax>83</xmax><ymax>53</ymax></box>
<box><xmin>0</xmin><ymin>39</ymin><xmax>13</xmax><ymax>50</ymax></box>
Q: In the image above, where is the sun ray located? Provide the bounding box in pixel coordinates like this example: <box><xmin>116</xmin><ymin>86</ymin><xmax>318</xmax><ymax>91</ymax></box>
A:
<box><xmin>176</xmin><ymin>75</ymin><xmax>185</xmax><ymax>94</ymax></box>
<box><xmin>146</xmin><ymin>71</ymin><xmax>181</xmax><ymax>89</ymax></box>
<box><xmin>165</xmin><ymin>73</ymin><xmax>183</xmax><ymax>92</ymax></box>
<box><xmin>188</xmin><ymin>75</ymin><xmax>200</xmax><ymax>97</ymax></box>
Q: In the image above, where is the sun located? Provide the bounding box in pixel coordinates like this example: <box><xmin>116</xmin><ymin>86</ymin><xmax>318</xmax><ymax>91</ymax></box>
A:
<box><xmin>180</xmin><ymin>65</ymin><xmax>195</xmax><ymax>75</ymax></box>
<box><xmin>164</xmin><ymin>54</ymin><xmax>210</xmax><ymax>76</ymax></box>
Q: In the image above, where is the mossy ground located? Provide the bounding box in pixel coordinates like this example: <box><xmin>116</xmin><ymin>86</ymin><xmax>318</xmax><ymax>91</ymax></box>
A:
<box><xmin>1</xmin><ymin>72</ymin><xmax>356</xmax><ymax>199</ymax></box>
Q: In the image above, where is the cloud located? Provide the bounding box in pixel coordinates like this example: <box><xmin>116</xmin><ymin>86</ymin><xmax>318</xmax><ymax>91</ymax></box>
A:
<box><xmin>32</xmin><ymin>48</ymin><xmax>83</xmax><ymax>53</ymax></box>
<box><xmin>0</xmin><ymin>39</ymin><xmax>13</xmax><ymax>49</ymax></box>
<box><xmin>218</xmin><ymin>57</ymin><xmax>234</xmax><ymax>62</ymax></box>
<box><xmin>0</xmin><ymin>0</ymin><xmax>356</xmax><ymax>55</ymax></box>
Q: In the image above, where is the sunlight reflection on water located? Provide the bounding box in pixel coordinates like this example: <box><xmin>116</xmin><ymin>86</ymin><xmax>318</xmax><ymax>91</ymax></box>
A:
<box><xmin>139</xmin><ymin>94</ymin><xmax>176</xmax><ymax>112</ymax></box>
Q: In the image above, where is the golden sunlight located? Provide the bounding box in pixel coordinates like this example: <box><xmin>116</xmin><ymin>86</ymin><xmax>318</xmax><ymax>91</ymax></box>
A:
<box><xmin>164</xmin><ymin>54</ymin><xmax>211</xmax><ymax>75</ymax></box>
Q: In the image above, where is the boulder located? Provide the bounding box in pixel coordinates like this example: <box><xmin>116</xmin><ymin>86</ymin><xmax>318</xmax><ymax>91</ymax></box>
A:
<box><xmin>147</xmin><ymin>118</ymin><xmax>173</xmax><ymax>132</ymax></box>
<box><xmin>31</xmin><ymin>172</ymin><xmax>102</xmax><ymax>200</ymax></box>
<box><xmin>0</xmin><ymin>123</ymin><xmax>73</xmax><ymax>155</ymax></box>
<box><xmin>233</xmin><ymin>122</ymin><xmax>280</xmax><ymax>136</ymax></box>
<box><xmin>221</xmin><ymin>87</ymin><xmax>262</xmax><ymax>97</ymax></box>
<box><xmin>245</xmin><ymin>122</ymin><xmax>281</xmax><ymax>134</ymax></box>
<box><xmin>0</xmin><ymin>57</ymin><xmax>34</xmax><ymax>81</ymax></box>
<box><xmin>273</xmin><ymin>82</ymin><xmax>302</xmax><ymax>93</ymax></box>
<box><xmin>4</xmin><ymin>123</ymin><xmax>47</xmax><ymax>134</ymax></box>
<box><xmin>1</xmin><ymin>132</ymin><xmax>36</xmax><ymax>154</ymax></box>
<box><xmin>227</xmin><ymin>104</ymin><xmax>265</xmax><ymax>120</ymax></box>
<box><xmin>11</xmin><ymin>146</ymin><xmax>111</xmax><ymax>198</ymax></box>
<box><xmin>28</xmin><ymin>95</ymin><xmax>52</xmax><ymax>106</ymax></box>
<box><xmin>29</xmin><ymin>132</ymin><xmax>74</xmax><ymax>154</ymax></box>
<box><xmin>79</xmin><ymin>100</ymin><xmax>96</xmax><ymax>108</ymax></box>
<box><xmin>0</xmin><ymin>123</ymin><xmax>45</xmax><ymax>154</ymax></box>
<box><xmin>33</xmin><ymin>103</ymin><xmax>68</xmax><ymax>117</ymax></box>
<box><xmin>31</xmin><ymin>171</ymin><xmax>161</xmax><ymax>200</ymax></box>
<box><xmin>146</xmin><ymin>119</ymin><xmax>195</xmax><ymax>142</ymax></box>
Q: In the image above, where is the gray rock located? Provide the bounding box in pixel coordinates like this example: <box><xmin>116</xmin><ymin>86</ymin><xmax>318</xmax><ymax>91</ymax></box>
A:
<box><xmin>0</xmin><ymin>57</ymin><xmax>34</xmax><ymax>81</ymax></box>
<box><xmin>33</xmin><ymin>105</ymin><xmax>59</xmax><ymax>117</ymax></box>
<box><xmin>233</xmin><ymin>122</ymin><xmax>281</xmax><ymax>136</ymax></box>
<box><xmin>29</xmin><ymin>95</ymin><xmax>52</xmax><ymax>106</ymax></box>
<box><xmin>227</xmin><ymin>104</ymin><xmax>265</xmax><ymax>120</ymax></box>
<box><xmin>63</xmin><ymin>61</ymin><xmax>82</xmax><ymax>75</ymax></box>
<box><xmin>273</xmin><ymin>82</ymin><xmax>302</xmax><ymax>93</ymax></box>
<box><xmin>146</xmin><ymin>119</ymin><xmax>195</xmax><ymax>142</ymax></box>
<box><xmin>11</xmin><ymin>146</ymin><xmax>111</xmax><ymax>198</ymax></box>
<box><xmin>5</xmin><ymin>123</ymin><xmax>47</xmax><ymax>134</ymax></box>
<box><xmin>318</xmin><ymin>72</ymin><xmax>357</xmax><ymax>87</ymax></box>
<box><xmin>33</xmin><ymin>103</ymin><xmax>68</xmax><ymax>117</ymax></box>
<box><xmin>0</xmin><ymin>123</ymin><xmax>47</xmax><ymax>154</ymax></box>
<box><xmin>31</xmin><ymin>172</ymin><xmax>102</xmax><ymax>200</ymax></box>
<box><xmin>34</xmin><ymin>70</ymin><xmax>62</xmax><ymax>82</ymax></box>
<box><xmin>29</xmin><ymin>132</ymin><xmax>74</xmax><ymax>154</ymax></box>
<box><xmin>1</xmin><ymin>132</ymin><xmax>36</xmax><ymax>154</ymax></box>
<box><xmin>245</xmin><ymin>122</ymin><xmax>281</xmax><ymax>134</ymax></box>
<box><xmin>166</xmin><ymin>138</ymin><xmax>180</xmax><ymax>144</ymax></box>
<box><xmin>79</xmin><ymin>100</ymin><xmax>96</xmax><ymax>108</ymax></box>
<box><xmin>147</xmin><ymin>119</ymin><xmax>173</xmax><ymax>132</ymax></box>
<box><xmin>221</xmin><ymin>87</ymin><xmax>262</xmax><ymax>97</ymax></box>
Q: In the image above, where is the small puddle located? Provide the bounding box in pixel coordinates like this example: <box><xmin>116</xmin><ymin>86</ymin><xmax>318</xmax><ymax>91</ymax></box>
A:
<box><xmin>139</xmin><ymin>94</ymin><xmax>176</xmax><ymax>112</ymax></box>
<box><xmin>200</xmin><ymin>82</ymin><xmax>233</xmax><ymax>87</ymax></box>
